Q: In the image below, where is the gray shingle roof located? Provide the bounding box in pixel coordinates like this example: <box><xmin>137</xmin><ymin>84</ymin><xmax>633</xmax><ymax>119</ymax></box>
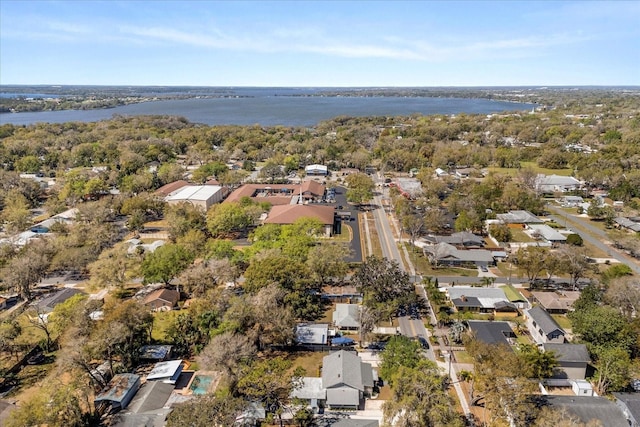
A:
<box><xmin>527</xmin><ymin>306</ymin><xmax>565</xmax><ymax>336</ymax></box>
<box><xmin>322</xmin><ymin>350</ymin><xmax>365</xmax><ymax>390</ymax></box>
<box><xmin>468</xmin><ymin>321</ymin><xmax>515</xmax><ymax>346</ymax></box>
<box><xmin>332</xmin><ymin>304</ymin><xmax>360</xmax><ymax>328</ymax></box>
<box><xmin>496</xmin><ymin>210</ymin><xmax>543</xmax><ymax>224</ymax></box>
<box><xmin>34</xmin><ymin>288</ymin><xmax>84</xmax><ymax>313</ymax></box>
<box><xmin>542</xmin><ymin>343</ymin><xmax>590</xmax><ymax>363</ymax></box>
<box><xmin>613</xmin><ymin>393</ymin><xmax>640</xmax><ymax>425</ymax></box>
<box><xmin>539</xmin><ymin>395</ymin><xmax>628</xmax><ymax>427</ymax></box>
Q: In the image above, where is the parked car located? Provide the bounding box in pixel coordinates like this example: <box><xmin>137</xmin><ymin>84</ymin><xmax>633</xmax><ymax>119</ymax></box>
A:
<box><xmin>416</xmin><ymin>336</ymin><xmax>429</xmax><ymax>349</ymax></box>
<box><xmin>480</xmin><ymin>265</ymin><xmax>489</xmax><ymax>272</ymax></box>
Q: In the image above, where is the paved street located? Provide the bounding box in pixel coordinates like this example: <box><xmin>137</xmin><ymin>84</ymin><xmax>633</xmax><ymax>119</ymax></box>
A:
<box><xmin>547</xmin><ymin>205</ymin><xmax>640</xmax><ymax>274</ymax></box>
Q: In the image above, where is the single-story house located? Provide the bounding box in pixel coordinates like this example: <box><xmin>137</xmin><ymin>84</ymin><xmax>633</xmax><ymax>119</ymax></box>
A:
<box><xmin>146</xmin><ymin>360</ymin><xmax>184</xmax><ymax>384</ymax></box>
<box><xmin>525</xmin><ymin>306</ymin><xmax>565</xmax><ymax>344</ymax></box>
<box><xmin>317</xmin><ymin>420</ymin><xmax>380</xmax><ymax>427</ymax></box>
<box><xmin>33</xmin><ymin>288</ymin><xmax>85</xmax><ymax>314</ymax></box>
<box><xmin>422</xmin><ymin>231</ymin><xmax>485</xmax><ymax>248</ymax></box>
<box><xmin>292</xmin><ymin>350</ymin><xmax>376</xmax><ymax>411</ymax></box>
<box><xmin>94</xmin><ymin>373</ymin><xmax>141</xmax><ymax>413</ymax></box>
<box><xmin>536</xmin><ymin>174</ymin><xmax>583</xmax><ymax>193</ymax></box>
<box><xmin>530</xmin><ymin>291</ymin><xmax>580</xmax><ymax>314</ymax></box>
<box><xmin>143</xmin><ymin>289</ymin><xmax>180</xmax><ymax>312</ymax></box>
<box><xmin>614</xmin><ymin>393</ymin><xmax>640</xmax><ymax>427</ymax></box>
<box><xmin>559</xmin><ymin>195</ymin><xmax>584</xmax><ymax>207</ymax></box>
<box><xmin>423</xmin><ymin>242</ymin><xmax>495</xmax><ymax>267</ymax></box>
<box><xmin>164</xmin><ymin>185</ymin><xmax>229</xmax><ymax>210</ymax></box>
<box><xmin>395</xmin><ymin>178</ymin><xmax>422</xmax><ymax>199</ymax></box>
<box><xmin>527</xmin><ymin>224</ymin><xmax>567</xmax><ymax>244</ymax></box>
<box><xmin>305</xmin><ymin>164</ymin><xmax>328</xmax><ymax>176</ymax></box>
<box><xmin>447</xmin><ymin>287</ymin><xmax>517</xmax><ymax>315</ymax></box>
<box><xmin>296</xmin><ymin>323</ymin><xmax>330</xmax><ymax>345</ymax></box>
<box><xmin>496</xmin><ymin>210</ymin><xmax>544</xmax><ymax>227</ymax></box>
<box><xmin>332</xmin><ymin>304</ymin><xmax>361</xmax><ymax>330</ymax></box>
<box><xmin>322</xmin><ymin>285</ymin><xmax>362</xmax><ymax>303</ymax></box>
<box><xmin>112</xmin><ymin>381</ymin><xmax>174</xmax><ymax>427</ymax></box>
<box><xmin>543</xmin><ymin>343</ymin><xmax>590</xmax><ymax>380</ymax></box>
<box><xmin>468</xmin><ymin>320</ymin><xmax>516</xmax><ymax>347</ymax></box>
<box><xmin>535</xmin><ymin>396</ymin><xmax>627</xmax><ymax>426</ymax></box>
<box><xmin>614</xmin><ymin>217</ymin><xmax>640</xmax><ymax>233</ymax></box>
<box><xmin>264</xmin><ymin>205</ymin><xmax>336</xmax><ymax>237</ymax></box>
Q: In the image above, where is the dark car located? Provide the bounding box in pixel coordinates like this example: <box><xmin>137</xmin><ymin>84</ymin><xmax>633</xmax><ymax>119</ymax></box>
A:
<box><xmin>480</xmin><ymin>265</ymin><xmax>489</xmax><ymax>272</ymax></box>
<box><xmin>27</xmin><ymin>353</ymin><xmax>45</xmax><ymax>365</ymax></box>
<box><xmin>417</xmin><ymin>336</ymin><xmax>429</xmax><ymax>349</ymax></box>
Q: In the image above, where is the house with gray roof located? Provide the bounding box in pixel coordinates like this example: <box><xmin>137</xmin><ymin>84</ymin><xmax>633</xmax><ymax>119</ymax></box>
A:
<box><xmin>614</xmin><ymin>393</ymin><xmax>640</xmax><ymax>427</ymax></box>
<box><xmin>615</xmin><ymin>217</ymin><xmax>640</xmax><ymax>233</ymax></box>
<box><xmin>423</xmin><ymin>242</ymin><xmax>495</xmax><ymax>267</ymax></box>
<box><xmin>33</xmin><ymin>287</ymin><xmax>84</xmax><ymax>314</ymax></box>
<box><xmin>496</xmin><ymin>210</ymin><xmax>543</xmax><ymax>225</ymax></box>
<box><xmin>536</xmin><ymin>395</ymin><xmax>628</xmax><ymax>427</ymax></box>
<box><xmin>543</xmin><ymin>343</ymin><xmax>590</xmax><ymax>380</ymax></box>
<box><xmin>322</xmin><ymin>350</ymin><xmax>375</xmax><ymax>410</ymax></box>
<box><xmin>294</xmin><ymin>350</ymin><xmax>376</xmax><ymax>411</ymax></box>
<box><xmin>423</xmin><ymin>231</ymin><xmax>485</xmax><ymax>248</ymax></box>
<box><xmin>112</xmin><ymin>381</ymin><xmax>174</xmax><ymax>427</ymax></box>
<box><xmin>447</xmin><ymin>287</ymin><xmax>517</xmax><ymax>314</ymax></box>
<box><xmin>536</xmin><ymin>174</ymin><xmax>583</xmax><ymax>193</ymax></box>
<box><xmin>527</xmin><ymin>224</ymin><xmax>567</xmax><ymax>244</ymax></box>
<box><xmin>468</xmin><ymin>321</ymin><xmax>516</xmax><ymax>347</ymax></box>
<box><xmin>525</xmin><ymin>306</ymin><xmax>565</xmax><ymax>344</ymax></box>
<box><xmin>332</xmin><ymin>304</ymin><xmax>360</xmax><ymax>330</ymax></box>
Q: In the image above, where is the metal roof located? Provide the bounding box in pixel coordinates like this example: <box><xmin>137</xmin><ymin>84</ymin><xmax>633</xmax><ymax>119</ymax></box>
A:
<box><xmin>296</xmin><ymin>323</ymin><xmax>329</xmax><ymax>345</ymax></box>
<box><xmin>333</xmin><ymin>304</ymin><xmax>360</xmax><ymax>328</ymax></box>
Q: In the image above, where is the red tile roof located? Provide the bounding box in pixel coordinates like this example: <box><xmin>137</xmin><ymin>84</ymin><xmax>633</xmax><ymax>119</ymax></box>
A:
<box><xmin>155</xmin><ymin>180</ymin><xmax>189</xmax><ymax>196</ymax></box>
<box><xmin>225</xmin><ymin>181</ymin><xmax>325</xmax><ymax>205</ymax></box>
<box><xmin>264</xmin><ymin>205</ymin><xmax>335</xmax><ymax>225</ymax></box>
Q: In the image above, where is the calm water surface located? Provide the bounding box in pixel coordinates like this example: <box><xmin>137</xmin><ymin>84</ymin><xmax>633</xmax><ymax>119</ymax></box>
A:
<box><xmin>1</xmin><ymin>95</ymin><xmax>535</xmax><ymax>127</ymax></box>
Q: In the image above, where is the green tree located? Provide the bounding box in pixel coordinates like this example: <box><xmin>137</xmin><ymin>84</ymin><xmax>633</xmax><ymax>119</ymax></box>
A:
<box><xmin>236</xmin><ymin>357</ymin><xmax>303</xmax><ymax>427</ymax></box>
<box><xmin>591</xmin><ymin>346</ymin><xmax>632</xmax><ymax>395</ymax></box>
<box><xmin>351</xmin><ymin>256</ymin><xmax>416</xmax><ymax>324</ymax></box>
<box><xmin>345</xmin><ymin>172</ymin><xmax>375</xmax><ymax>205</ymax></box>
<box><xmin>166</xmin><ymin>396</ymin><xmax>245</xmax><ymax>427</ymax></box>
<box><xmin>488</xmin><ymin>223</ymin><xmax>512</xmax><ymax>242</ymax></box>
<box><xmin>1</xmin><ymin>189</ymin><xmax>31</xmax><ymax>233</ymax></box>
<box><xmin>206</xmin><ymin>202</ymin><xmax>251</xmax><ymax>237</ymax></box>
<box><xmin>569</xmin><ymin>305</ymin><xmax>636</xmax><ymax>354</ymax></box>
<box><xmin>305</xmin><ymin>242</ymin><xmax>350</xmax><ymax>285</ymax></box>
<box><xmin>141</xmin><ymin>243</ymin><xmax>194</xmax><ymax>285</ymax></box>
<box><xmin>379</xmin><ymin>335</ymin><xmax>422</xmax><ymax>384</ymax></box>
<box><xmin>517</xmin><ymin>343</ymin><xmax>558</xmax><ymax>379</ymax></box>
<box><xmin>382</xmin><ymin>363</ymin><xmax>463</xmax><ymax>427</ymax></box>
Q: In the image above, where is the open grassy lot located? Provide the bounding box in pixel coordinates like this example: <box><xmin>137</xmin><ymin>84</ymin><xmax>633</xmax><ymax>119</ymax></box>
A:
<box><xmin>151</xmin><ymin>310</ymin><xmax>179</xmax><ymax>342</ymax></box>
<box><xmin>486</xmin><ymin>161</ymin><xmax>573</xmax><ymax>177</ymax></box>
<box><xmin>288</xmin><ymin>351</ymin><xmax>327</xmax><ymax>377</ymax></box>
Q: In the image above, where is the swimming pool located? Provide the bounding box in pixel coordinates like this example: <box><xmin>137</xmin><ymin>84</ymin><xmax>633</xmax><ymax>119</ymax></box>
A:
<box><xmin>189</xmin><ymin>374</ymin><xmax>213</xmax><ymax>395</ymax></box>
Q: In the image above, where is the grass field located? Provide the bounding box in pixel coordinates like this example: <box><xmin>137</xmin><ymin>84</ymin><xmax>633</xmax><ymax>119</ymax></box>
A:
<box><xmin>486</xmin><ymin>161</ymin><xmax>573</xmax><ymax>177</ymax></box>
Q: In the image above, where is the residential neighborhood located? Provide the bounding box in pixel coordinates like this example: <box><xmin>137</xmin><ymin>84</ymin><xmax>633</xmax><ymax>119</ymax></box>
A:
<box><xmin>1</xmin><ymin>88</ymin><xmax>640</xmax><ymax>427</ymax></box>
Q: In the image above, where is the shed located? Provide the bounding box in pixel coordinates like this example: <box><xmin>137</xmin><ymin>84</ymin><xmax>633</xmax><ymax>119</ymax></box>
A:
<box><xmin>296</xmin><ymin>323</ymin><xmax>329</xmax><ymax>345</ymax></box>
<box><xmin>94</xmin><ymin>373</ymin><xmax>141</xmax><ymax>413</ymax></box>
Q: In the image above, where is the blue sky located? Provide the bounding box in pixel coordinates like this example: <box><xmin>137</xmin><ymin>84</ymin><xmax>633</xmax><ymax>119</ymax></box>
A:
<box><xmin>1</xmin><ymin>1</ymin><xmax>639</xmax><ymax>86</ymax></box>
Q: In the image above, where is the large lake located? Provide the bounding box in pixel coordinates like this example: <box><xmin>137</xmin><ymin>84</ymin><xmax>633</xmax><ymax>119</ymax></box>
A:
<box><xmin>0</xmin><ymin>92</ymin><xmax>535</xmax><ymax>127</ymax></box>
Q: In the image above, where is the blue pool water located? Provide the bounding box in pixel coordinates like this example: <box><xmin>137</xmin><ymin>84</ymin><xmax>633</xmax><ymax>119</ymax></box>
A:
<box><xmin>189</xmin><ymin>375</ymin><xmax>213</xmax><ymax>395</ymax></box>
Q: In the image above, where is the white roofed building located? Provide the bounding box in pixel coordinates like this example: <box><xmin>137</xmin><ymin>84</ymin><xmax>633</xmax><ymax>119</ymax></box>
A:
<box><xmin>164</xmin><ymin>185</ymin><xmax>228</xmax><ymax>210</ymax></box>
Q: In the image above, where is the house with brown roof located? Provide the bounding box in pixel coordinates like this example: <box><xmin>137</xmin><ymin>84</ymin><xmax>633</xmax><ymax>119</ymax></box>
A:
<box><xmin>225</xmin><ymin>181</ymin><xmax>326</xmax><ymax>205</ymax></box>
<box><xmin>143</xmin><ymin>289</ymin><xmax>180</xmax><ymax>312</ymax></box>
<box><xmin>531</xmin><ymin>291</ymin><xmax>580</xmax><ymax>314</ymax></box>
<box><xmin>264</xmin><ymin>205</ymin><xmax>335</xmax><ymax>236</ymax></box>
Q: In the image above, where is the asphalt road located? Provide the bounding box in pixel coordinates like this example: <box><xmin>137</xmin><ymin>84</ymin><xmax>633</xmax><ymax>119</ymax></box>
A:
<box><xmin>547</xmin><ymin>206</ymin><xmax>640</xmax><ymax>274</ymax></box>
